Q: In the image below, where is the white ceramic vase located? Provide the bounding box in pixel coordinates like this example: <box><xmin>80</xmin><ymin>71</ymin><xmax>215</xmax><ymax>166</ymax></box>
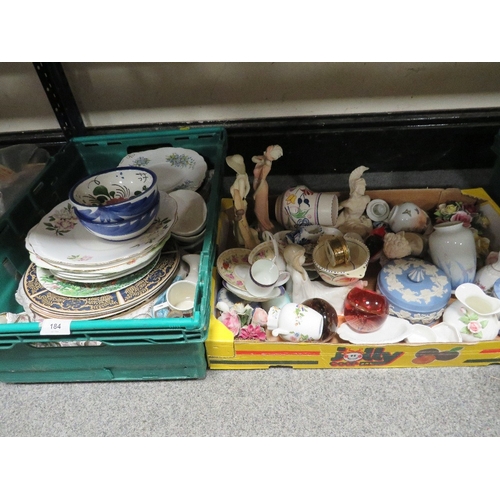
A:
<box><xmin>428</xmin><ymin>221</ymin><xmax>477</xmax><ymax>291</ymax></box>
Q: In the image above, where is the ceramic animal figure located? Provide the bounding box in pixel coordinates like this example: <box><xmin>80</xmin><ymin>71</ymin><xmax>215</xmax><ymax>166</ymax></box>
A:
<box><xmin>252</xmin><ymin>145</ymin><xmax>283</xmax><ymax>233</ymax></box>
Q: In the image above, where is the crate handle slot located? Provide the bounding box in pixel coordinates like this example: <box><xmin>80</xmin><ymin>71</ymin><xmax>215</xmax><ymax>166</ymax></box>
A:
<box><xmin>2</xmin><ymin>258</ymin><xmax>21</xmax><ymax>281</ymax></box>
<box><xmin>126</xmin><ymin>143</ymin><xmax>174</xmax><ymax>154</ymax></box>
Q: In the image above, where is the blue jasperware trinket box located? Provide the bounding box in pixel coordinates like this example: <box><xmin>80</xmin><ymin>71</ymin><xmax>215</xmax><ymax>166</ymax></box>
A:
<box><xmin>377</xmin><ymin>257</ymin><xmax>452</xmax><ymax>324</ymax></box>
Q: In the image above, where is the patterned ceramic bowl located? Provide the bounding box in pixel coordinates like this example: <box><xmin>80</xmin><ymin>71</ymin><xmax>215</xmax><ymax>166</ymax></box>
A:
<box><xmin>312</xmin><ymin>236</ymin><xmax>370</xmax><ymax>286</ymax></box>
<box><xmin>69</xmin><ymin>166</ymin><xmax>158</xmax><ymax>223</ymax></box>
<box><xmin>78</xmin><ymin>195</ymin><xmax>160</xmax><ymax>241</ymax></box>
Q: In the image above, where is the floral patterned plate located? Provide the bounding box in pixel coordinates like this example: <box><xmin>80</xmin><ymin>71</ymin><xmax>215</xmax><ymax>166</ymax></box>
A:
<box><xmin>118</xmin><ymin>147</ymin><xmax>207</xmax><ymax>193</ymax></box>
<box><xmin>26</xmin><ymin>191</ymin><xmax>177</xmax><ymax>269</ymax></box>
<box><xmin>36</xmin><ymin>254</ymin><xmax>160</xmax><ymax>298</ymax></box>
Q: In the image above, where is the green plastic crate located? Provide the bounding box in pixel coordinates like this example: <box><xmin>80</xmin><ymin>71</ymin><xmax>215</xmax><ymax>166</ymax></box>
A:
<box><xmin>0</xmin><ymin>127</ymin><xmax>227</xmax><ymax>383</ymax></box>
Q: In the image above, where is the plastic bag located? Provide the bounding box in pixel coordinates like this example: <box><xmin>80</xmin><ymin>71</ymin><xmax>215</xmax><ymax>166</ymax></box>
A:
<box><xmin>0</xmin><ymin>144</ymin><xmax>50</xmax><ymax>216</ymax></box>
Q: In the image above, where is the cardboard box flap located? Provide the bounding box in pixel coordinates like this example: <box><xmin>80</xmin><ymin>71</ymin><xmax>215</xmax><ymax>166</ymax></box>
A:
<box><xmin>365</xmin><ymin>188</ymin><xmax>486</xmax><ymax>212</ymax></box>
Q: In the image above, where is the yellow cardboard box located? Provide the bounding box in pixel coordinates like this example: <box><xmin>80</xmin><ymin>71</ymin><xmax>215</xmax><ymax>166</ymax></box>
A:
<box><xmin>206</xmin><ymin>188</ymin><xmax>500</xmax><ymax>369</ymax></box>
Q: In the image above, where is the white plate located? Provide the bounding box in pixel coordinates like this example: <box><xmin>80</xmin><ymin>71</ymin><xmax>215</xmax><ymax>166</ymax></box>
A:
<box><xmin>36</xmin><ymin>254</ymin><xmax>160</xmax><ymax>297</ymax></box>
<box><xmin>50</xmin><ymin>249</ymin><xmax>161</xmax><ymax>283</ymax></box>
<box><xmin>337</xmin><ymin>315</ymin><xmax>411</xmax><ymax>344</ymax></box>
<box><xmin>26</xmin><ymin>191</ymin><xmax>177</xmax><ymax>269</ymax></box>
<box><xmin>118</xmin><ymin>147</ymin><xmax>207</xmax><ymax>193</ymax></box>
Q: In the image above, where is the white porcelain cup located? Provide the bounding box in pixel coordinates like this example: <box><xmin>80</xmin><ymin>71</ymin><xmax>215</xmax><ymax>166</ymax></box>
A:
<box><xmin>165</xmin><ymin>280</ymin><xmax>197</xmax><ymax>314</ymax></box>
<box><xmin>245</xmin><ymin>259</ymin><xmax>281</xmax><ymax>297</ymax></box>
<box><xmin>267</xmin><ymin>303</ymin><xmax>324</xmax><ymax>341</ymax></box>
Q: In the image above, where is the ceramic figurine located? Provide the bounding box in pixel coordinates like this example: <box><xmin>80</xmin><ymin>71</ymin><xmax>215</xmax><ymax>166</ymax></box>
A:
<box><xmin>383</xmin><ymin>232</ymin><xmax>412</xmax><ymax>259</ymax></box>
<box><xmin>226</xmin><ymin>154</ymin><xmax>260</xmax><ymax>249</ymax></box>
<box><xmin>283</xmin><ymin>243</ymin><xmax>364</xmax><ymax>314</ymax></box>
<box><xmin>252</xmin><ymin>145</ymin><xmax>283</xmax><ymax>233</ymax></box>
<box><xmin>335</xmin><ymin>166</ymin><xmax>371</xmax><ymax>228</ymax></box>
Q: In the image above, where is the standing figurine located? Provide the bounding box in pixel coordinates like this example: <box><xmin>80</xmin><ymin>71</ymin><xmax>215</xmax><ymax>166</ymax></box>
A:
<box><xmin>252</xmin><ymin>145</ymin><xmax>283</xmax><ymax>233</ymax></box>
<box><xmin>226</xmin><ymin>154</ymin><xmax>259</xmax><ymax>249</ymax></box>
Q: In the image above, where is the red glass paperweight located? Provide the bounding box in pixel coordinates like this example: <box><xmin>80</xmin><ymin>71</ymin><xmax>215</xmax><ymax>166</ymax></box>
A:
<box><xmin>343</xmin><ymin>287</ymin><xmax>389</xmax><ymax>333</ymax></box>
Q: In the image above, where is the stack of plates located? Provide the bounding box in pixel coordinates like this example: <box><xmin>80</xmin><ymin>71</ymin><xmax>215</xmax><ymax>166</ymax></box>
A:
<box><xmin>21</xmin><ymin>190</ymin><xmax>181</xmax><ymax>319</ymax></box>
<box><xmin>22</xmin><ymin>241</ymin><xmax>180</xmax><ymax>320</ymax></box>
<box><xmin>25</xmin><ymin>191</ymin><xmax>178</xmax><ymax>283</ymax></box>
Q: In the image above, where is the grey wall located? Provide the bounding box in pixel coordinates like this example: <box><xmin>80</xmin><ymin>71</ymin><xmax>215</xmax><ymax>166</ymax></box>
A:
<box><xmin>2</xmin><ymin>62</ymin><xmax>500</xmax><ymax>133</ymax></box>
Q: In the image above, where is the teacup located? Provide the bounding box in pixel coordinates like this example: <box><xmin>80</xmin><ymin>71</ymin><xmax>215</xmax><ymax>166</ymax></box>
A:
<box><xmin>245</xmin><ymin>259</ymin><xmax>281</xmax><ymax>298</ymax></box>
<box><xmin>267</xmin><ymin>303</ymin><xmax>324</xmax><ymax>342</ymax></box>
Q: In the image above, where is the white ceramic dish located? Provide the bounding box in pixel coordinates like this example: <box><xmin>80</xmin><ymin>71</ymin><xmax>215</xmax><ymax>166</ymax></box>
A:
<box><xmin>223</xmin><ymin>281</ymin><xmax>284</xmax><ymax>302</ymax></box>
<box><xmin>337</xmin><ymin>315</ymin><xmax>411</xmax><ymax>344</ymax></box>
<box><xmin>26</xmin><ymin>191</ymin><xmax>177</xmax><ymax>269</ymax></box>
<box><xmin>169</xmin><ymin>189</ymin><xmax>207</xmax><ymax>237</ymax></box>
<box><xmin>118</xmin><ymin>147</ymin><xmax>207</xmax><ymax>193</ymax></box>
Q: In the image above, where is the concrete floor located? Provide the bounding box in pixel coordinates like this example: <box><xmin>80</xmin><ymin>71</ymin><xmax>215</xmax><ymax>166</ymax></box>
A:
<box><xmin>1</xmin><ymin>366</ymin><xmax>499</xmax><ymax>436</ymax></box>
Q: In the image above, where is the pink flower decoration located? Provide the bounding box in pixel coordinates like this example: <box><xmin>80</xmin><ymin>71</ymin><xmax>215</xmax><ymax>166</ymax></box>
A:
<box><xmin>467</xmin><ymin>321</ymin><xmax>482</xmax><ymax>334</ymax></box>
<box><xmin>251</xmin><ymin>307</ymin><xmax>268</xmax><ymax>327</ymax></box>
<box><xmin>239</xmin><ymin>324</ymin><xmax>267</xmax><ymax>341</ymax></box>
<box><xmin>219</xmin><ymin>311</ymin><xmax>241</xmax><ymax>336</ymax></box>
<box><xmin>450</xmin><ymin>210</ymin><xmax>473</xmax><ymax>227</ymax></box>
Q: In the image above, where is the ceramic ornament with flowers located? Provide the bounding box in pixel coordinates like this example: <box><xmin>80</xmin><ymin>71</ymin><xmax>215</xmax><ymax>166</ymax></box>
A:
<box><xmin>433</xmin><ymin>200</ymin><xmax>491</xmax><ymax>259</ymax></box>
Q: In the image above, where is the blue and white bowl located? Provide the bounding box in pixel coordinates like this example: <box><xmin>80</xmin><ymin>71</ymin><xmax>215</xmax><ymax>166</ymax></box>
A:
<box><xmin>69</xmin><ymin>166</ymin><xmax>158</xmax><ymax>223</ymax></box>
<box><xmin>78</xmin><ymin>196</ymin><xmax>160</xmax><ymax>241</ymax></box>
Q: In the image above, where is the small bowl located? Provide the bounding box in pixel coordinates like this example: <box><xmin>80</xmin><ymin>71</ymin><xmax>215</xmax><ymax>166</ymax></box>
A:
<box><xmin>169</xmin><ymin>189</ymin><xmax>207</xmax><ymax>237</ymax></box>
<box><xmin>69</xmin><ymin>166</ymin><xmax>158</xmax><ymax>223</ymax></box>
<box><xmin>78</xmin><ymin>198</ymin><xmax>160</xmax><ymax>241</ymax></box>
<box><xmin>312</xmin><ymin>236</ymin><xmax>370</xmax><ymax>286</ymax></box>
<box><xmin>172</xmin><ymin>227</ymin><xmax>206</xmax><ymax>244</ymax></box>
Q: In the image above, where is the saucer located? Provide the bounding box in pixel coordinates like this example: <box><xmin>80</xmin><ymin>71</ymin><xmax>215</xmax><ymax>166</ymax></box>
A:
<box><xmin>337</xmin><ymin>315</ymin><xmax>411</xmax><ymax>344</ymax></box>
<box><xmin>223</xmin><ymin>281</ymin><xmax>285</xmax><ymax>302</ymax></box>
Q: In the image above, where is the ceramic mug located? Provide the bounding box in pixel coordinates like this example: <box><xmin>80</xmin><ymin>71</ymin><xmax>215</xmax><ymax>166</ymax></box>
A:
<box><xmin>165</xmin><ymin>280</ymin><xmax>197</xmax><ymax>314</ymax></box>
<box><xmin>276</xmin><ymin>185</ymin><xmax>339</xmax><ymax>229</ymax></box>
<box><xmin>267</xmin><ymin>303</ymin><xmax>324</xmax><ymax>342</ymax></box>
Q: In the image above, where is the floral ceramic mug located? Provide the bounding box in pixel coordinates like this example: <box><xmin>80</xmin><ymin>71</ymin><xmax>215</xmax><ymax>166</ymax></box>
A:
<box><xmin>267</xmin><ymin>303</ymin><xmax>324</xmax><ymax>342</ymax></box>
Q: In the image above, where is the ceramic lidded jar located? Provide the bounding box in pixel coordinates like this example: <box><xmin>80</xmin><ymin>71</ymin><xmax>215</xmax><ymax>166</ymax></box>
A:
<box><xmin>275</xmin><ymin>185</ymin><xmax>339</xmax><ymax>229</ymax></box>
<box><xmin>377</xmin><ymin>257</ymin><xmax>452</xmax><ymax>324</ymax></box>
<box><xmin>428</xmin><ymin>221</ymin><xmax>476</xmax><ymax>291</ymax></box>
<box><xmin>387</xmin><ymin>202</ymin><xmax>430</xmax><ymax>233</ymax></box>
